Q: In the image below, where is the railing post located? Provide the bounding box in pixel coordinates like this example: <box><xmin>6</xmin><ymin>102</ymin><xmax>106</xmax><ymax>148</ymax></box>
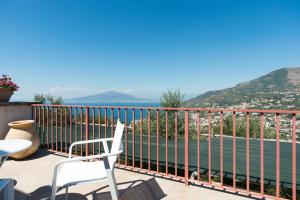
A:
<box><xmin>292</xmin><ymin>113</ymin><xmax>296</xmax><ymax>200</ymax></box>
<box><xmin>85</xmin><ymin>107</ymin><xmax>89</xmax><ymax>156</ymax></box>
<box><xmin>184</xmin><ymin>110</ymin><xmax>189</xmax><ymax>186</ymax></box>
<box><xmin>275</xmin><ymin>113</ymin><xmax>280</xmax><ymax>199</ymax></box>
<box><xmin>260</xmin><ymin>112</ymin><xmax>264</xmax><ymax>196</ymax></box>
<box><xmin>32</xmin><ymin>106</ymin><xmax>36</xmax><ymax>130</ymax></box>
<box><xmin>232</xmin><ymin>111</ymin><xmax>236</xmax><ymax>190</ymax></box>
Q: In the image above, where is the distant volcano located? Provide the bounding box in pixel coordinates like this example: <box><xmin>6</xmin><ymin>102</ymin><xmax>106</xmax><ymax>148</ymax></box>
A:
<box><xmin>66</xmin><ymin>91</ymin><xmax>149</xmax><ymax>103</ymax></box>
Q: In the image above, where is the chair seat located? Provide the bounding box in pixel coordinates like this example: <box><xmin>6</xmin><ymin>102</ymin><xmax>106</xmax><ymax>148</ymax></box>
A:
<box><xmin>56</xmin><ymin>160</ymin><xmax>108</xmax><ymax>187</ymax></box>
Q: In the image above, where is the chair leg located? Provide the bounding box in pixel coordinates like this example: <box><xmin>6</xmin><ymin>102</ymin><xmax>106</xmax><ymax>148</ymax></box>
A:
<box><xmin>107</xmin><ymin>171</ymin><xmax>119</xmax><ymax>200</ymax></box>
<box><xmin>3</xmin><ymin>179</ymin><xmax>14</xmax><ymax>200</ymax></box>
<box><xmin>103</xmin><ymin>158</ymin><xmax>119</xmax><ymax>200</ymax></box>
<box><xmin>51</xmin><ymin>184</ymin><xmax>57</xmax><ymax>200</ymax></box>
<box><xmin>65</xmin><ymin>186</ymin><xmax>69</xmax><ymax>200</ymax></box>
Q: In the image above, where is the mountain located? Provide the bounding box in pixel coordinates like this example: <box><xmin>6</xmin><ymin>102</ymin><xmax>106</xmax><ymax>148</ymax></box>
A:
<box><xmin>186</xmin><ymin>67</ymin><xmax>300</xmax><ymax>109</ymax></box>
<box><xmin>66</xmin><ymin>91</ymin><xmax>149</xmax><ymax>103</ymax></box>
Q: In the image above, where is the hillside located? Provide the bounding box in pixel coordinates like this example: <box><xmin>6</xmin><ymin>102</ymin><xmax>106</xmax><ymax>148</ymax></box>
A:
<box><xmin>186</xmin><ymin>67</ymin><xmax>300</xmax><ymax>109</ymax></box>
<box><xmin>66</xmin><ymin>91</ymin><xmax>148</xmax><ymax>103</ymax></box>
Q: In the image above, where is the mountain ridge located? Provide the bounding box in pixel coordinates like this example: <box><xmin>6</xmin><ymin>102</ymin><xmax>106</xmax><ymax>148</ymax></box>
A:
<box><xmin>186</xmin><ymin>67</ymin><xmax>300</xmax><ymax>109</ymax></box>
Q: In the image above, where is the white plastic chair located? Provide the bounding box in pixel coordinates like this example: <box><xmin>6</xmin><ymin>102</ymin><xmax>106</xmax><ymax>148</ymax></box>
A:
<box><xmin>51</xmin><ymin>119</ymin><xmax>125</xmax><ymax>200</ymax></box>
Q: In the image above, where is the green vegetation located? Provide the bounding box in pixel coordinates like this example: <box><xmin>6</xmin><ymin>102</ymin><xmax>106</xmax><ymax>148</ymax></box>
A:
<box><xmin>138</xmin><ymin>89</ymin><xmax>185</xmax><ymax>138</ymax></box>
<box><xmin>210</xmin><ymin>115</ymin><xmax>276</xmax><ymax>139</ymax></box>
<box><xmin>46</xmin><ymin>95</ymin><xmax>63</xmax><ymax>105</ymax></box>
<box><xmin>160</xmin><ymin>88</ymin><xmax>184</xmax><ymax>108</ymax></box>
<box><xmin>33</xmin><ymin>93</ymin><xmax>47</xmax><ymax>103</ymax></box>
<box><xmin>34</xmin><ymin>93</ymin><xmax>63</xmax><ymax>105</ymax></box>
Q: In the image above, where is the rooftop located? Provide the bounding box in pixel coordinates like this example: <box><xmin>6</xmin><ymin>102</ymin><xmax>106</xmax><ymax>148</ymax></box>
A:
<box><xmin>0</xmin><ymin>149</ymin><xmax>252</xmax><ymax>200</ymax></box>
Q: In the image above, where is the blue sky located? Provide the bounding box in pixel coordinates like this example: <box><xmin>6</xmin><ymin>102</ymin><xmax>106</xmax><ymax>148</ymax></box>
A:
<box><xmin>1</xmin><ymin>0</ymin><xmax>300</xmax><ymax>101</ymax></box>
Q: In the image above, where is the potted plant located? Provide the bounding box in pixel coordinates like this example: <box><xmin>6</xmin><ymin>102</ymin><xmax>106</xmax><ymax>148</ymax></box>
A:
<box><xmin>0</xmin><ymin>74</ymin><xmax>19</xmax><ymax>102</ymax></box>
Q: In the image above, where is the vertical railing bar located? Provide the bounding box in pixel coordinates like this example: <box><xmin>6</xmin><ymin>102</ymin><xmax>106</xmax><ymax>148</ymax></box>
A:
<box><xmin>233</xmin><ymin>111</ymin><xmax>236</xmax><ymax>189</ymax></box>
<box><xmin>132</xmin><ymin>108</ymin><xmax>135</xmax><ymax>168</ymax></box>
<box><xmin>42</xmin><ymin>106</ymin><xmax>45</xmax><ymax>147</ymax></box>
<box><xmin>276</xmin><ymin>113</ymin><xmax>280</xmax><ymax>198</ymax></box>
<box><xmin>184</xmin><ymin>110</ymin><xmax>189</xmax><ymax>185</ymax></box>
<box><xmin>292</xmin><ymin>113</ymin><xmax>296</xmax><ymax>200</ymax></box>
<box><xmin>40</xmin><ymin>106</ymin><xmax>43</xmax><ymax>147</ymax></box>
<box><xmin>197</xmin><ymin>111</ymin><xmax>200</xmax><ymax>181</ymax></box>
<box><xmin>208</xmin><ymin>111</ymin><xmax>211</xmax><ymax>183</ymax></box>
<box><xmin>117</xmin><ymin>108</ymin><xmax>121</xmax><ymax>121</ymax></box>
<box><xmin>117</xmin><ymin>108</ymin><xmax>121</xmax><ymax>164</ymax></box>
<box><xmin>175</xmin><ymin>111</ymin><xmax>178</xmax><ymax>177</ymax></box>
<box><xmin>80</xmin><ymin>107</ymin><xmax>83</xmax><ymax>156</ymax></box>
<box><xmin>69</xmin><ymin>107</ymin><xmax>72</xmax><ymax>153</ymax></box>
<box><xmin>85</xmin><ymin>107</ymin><xmax>89</xmax><ymax>156</ymax></box>
<box><xmin>38</xmin><ymin>107</ymin><xmax>41</xmax><ymax>146</ymax></box>
<box><xmin>98</xmin><ymin>108</ymin><xmax>101</xmax><ymax>154</ymax></box>
<box><xmin>34</xmin><ymin>106</ymin><xmax>40</xmax><ymax>145</ymax></box>
<box><xmin>148</xmin><ymin>109</ymin><xmax>151</xmax><ymax>171</ymax></box>
<box><xmin>65</xmin><ymin>107</ymin><xmax>67</xmax><ymax>153</ymax></box>
<box><xmin>111</xmin><ymin>107</ymin><xmax>114</xmax><ymax>137</ymax></box>
<box><xmin>165</xmin><ymin>111</ymin><xmax>168</xmax><ymax>175</ymax></box>
<box><xmin>46</xmin><ymin>106</ymin><xmax>49</xmax><ymax>149</ymax></box>
<box><xmin>75</xmin><ymin>108</ymin><xmax>78</xmax><ymax>155</ymax></box>
<box><xmin>42</xmin><ymin>107</ymin><xmax>44</xmax><ymax>146</ymax></box>
<box><xmin>140</xmin><ymin>109</ymin><xmax>143</xmax><ymax>169</ymax></box>
<box><xmin>156</xmin><ymin>109</ymin><xmax>159</xmax><ymax>173</ymax></box>
<box><xmin>104</xmin><ymin>108</ymin><xmax>107</xmax><ymax>138</ymax></box>
<box><xmin>51</xmin><ymin>107</ymin><xmax>54</xmax><ymax>150</ymax></box>
<box><xmin>125</xmin><ymin>108</ymin><xmax>128</xmax><ymax>166</ymax></box>
<box><xmin>34</xmin><ymin>106</ymin><xmax>37</xmax><ymax>131</ymax></box>
<box><xmin>55</xmin><ymin>107</ymin><xmax>58</xmax><ymax>152</ymax></box>
<box><xmin>260</xmin><ymin>112</ymin><xmax>264</xmax><ymax>196</ymax></box>
<box><xmin>60</xmin><ymin>107</ymin><xmax>63</xmax><ymax>152</ymax></box>
<box><xmin>92</xmin><ymin>107</ymin><xmax>95</xmax><ymax>155</ymax></box>
<box><xmin>246</xmin><ymin>112</ymin><xmax>250</xmax><ymax>192</ymax></box>
<box><xmin>220</xmin><ymin>111</ymin><xmax>223</xmax><ymax>186</ymax></box>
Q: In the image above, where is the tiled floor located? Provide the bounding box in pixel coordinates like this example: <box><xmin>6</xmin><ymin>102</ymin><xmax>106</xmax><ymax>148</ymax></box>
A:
<box><xmin>0</xmin><ymin>150</ymin><xmax>252</xmax><ymax>200</ymax></box>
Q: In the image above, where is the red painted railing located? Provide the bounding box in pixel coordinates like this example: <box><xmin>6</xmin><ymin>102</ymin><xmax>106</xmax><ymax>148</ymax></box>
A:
<box><xmin>32</xmin><ymin>104</ymin><xmax>300</xmax><ymax>200</ymax></box>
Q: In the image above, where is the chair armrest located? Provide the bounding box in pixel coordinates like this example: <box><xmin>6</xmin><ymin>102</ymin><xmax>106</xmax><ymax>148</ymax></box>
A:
<box><xmin>68</xmin><ymin>149</ymin><xmax>123</xmax><ymax>162</ymax></box>
<box><xmin>55</xmin><ymin>150</ymin><xmax>123</xmax><ymax>174</ymax></box>
<box><xmin>52</xmin><ymin>149</ymin><xmax>123</xmax><ymax>186</ymax></box>
<box><xmin>68</xmin><ymin>138</ymin><xmax>114</xmax><ymax>158</ymax></box>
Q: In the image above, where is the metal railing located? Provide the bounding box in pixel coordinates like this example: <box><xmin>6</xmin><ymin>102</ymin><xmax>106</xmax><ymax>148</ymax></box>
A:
<box><xmin>32</xmin><ymin>104</ymin><xmax>300</xmax><ymax>200</ymax></box>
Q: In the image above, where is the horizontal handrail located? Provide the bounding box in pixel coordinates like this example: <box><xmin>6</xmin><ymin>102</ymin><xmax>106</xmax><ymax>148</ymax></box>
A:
<box><xmin>31</xmin><ymin>104</ymin><xmax>300</xmax><ymax>114</ymax></box>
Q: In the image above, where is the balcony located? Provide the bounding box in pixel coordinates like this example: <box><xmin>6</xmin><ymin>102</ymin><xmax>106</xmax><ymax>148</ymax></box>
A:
<box><xmin>1</xmin><ymin>104</ymin><xmax>300</xmax><ymax>199</ymax></box>
<box><xmin>1</xmin><ymin>149</ymin><xmax>252</xmax><ymax>200</ymax></box>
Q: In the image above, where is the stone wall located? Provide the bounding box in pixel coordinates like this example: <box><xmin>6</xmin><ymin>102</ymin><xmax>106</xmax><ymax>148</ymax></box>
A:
<box><xmin>0</xmin><ymin>102</ymin><xmax>34</xmax><ymax>139</ymax></box>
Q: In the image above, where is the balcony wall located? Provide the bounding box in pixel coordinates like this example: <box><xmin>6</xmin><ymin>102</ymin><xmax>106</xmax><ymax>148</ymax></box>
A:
<box><xmin>0</xmin><ymin>102</ymin><xmax>35</xmax><ymax>139</ymax></box>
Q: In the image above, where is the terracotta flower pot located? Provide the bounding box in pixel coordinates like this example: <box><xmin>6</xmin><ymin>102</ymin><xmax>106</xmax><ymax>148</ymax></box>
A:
<box><xmin>0</xmin><ymin>88</ymin><xmax>13</xmax><ymax>102</ymax></box>
<box><xmin>5</xmin><ymin>120</ymin><xmax>40</xmax><ymax>159</ymax></box>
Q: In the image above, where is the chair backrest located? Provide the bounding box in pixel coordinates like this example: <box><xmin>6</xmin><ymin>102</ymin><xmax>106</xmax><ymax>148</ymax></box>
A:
<box><xmin>109</xmin><ymin>119</ymin><xmax>124</xmax><ymax>168</ymax></box>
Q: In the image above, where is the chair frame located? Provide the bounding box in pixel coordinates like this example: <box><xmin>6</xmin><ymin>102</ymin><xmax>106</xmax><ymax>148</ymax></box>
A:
<box><xmin>51</xmin><ymin>137</ymin><xmax>123</xmax><ymax>200</ymax></box>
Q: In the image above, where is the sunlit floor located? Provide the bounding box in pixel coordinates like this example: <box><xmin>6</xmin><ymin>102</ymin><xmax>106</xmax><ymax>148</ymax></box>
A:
<box><xmin>0</xmin><ymin>149</ymin><xmax>252</xmax><ymax>200</ymax></box>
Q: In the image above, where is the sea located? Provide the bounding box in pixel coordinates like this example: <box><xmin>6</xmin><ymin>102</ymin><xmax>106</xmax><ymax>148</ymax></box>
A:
<box><xmin>63</xmin><ymin>102</ymin><xmax>160</xmax><ymax>122</ymax></box>
<box><xmin>64</xmin><ymin>102</ymin><xmax>160</xmax><ymax>108</ymax></box>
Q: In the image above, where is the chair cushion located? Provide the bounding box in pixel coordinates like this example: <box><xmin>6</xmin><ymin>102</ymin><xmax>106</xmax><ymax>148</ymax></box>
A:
<box><xmin>56</xmin><ymin>160</ymin><xmax>108</xmax><ymax>187</ymax></box>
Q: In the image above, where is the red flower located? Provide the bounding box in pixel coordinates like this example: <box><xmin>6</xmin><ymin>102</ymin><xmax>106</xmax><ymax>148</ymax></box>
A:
<box><xmin>0</xmin><ymin>75</ymin><xmax>19</xmax><ymax>91</ymax></box>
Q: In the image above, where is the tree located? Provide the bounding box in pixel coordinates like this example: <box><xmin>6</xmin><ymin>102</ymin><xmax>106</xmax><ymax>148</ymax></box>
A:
<box><xmin>160</xmin><ymin>88</ymin><xmax>184</xmax><ymax>108</ymax></box>
<box><xmin>34</xmin><ymin>93</ymin><xmax>47</xmax><ymax>103</ymax></box>
<box><xmin>47</xmin><ymin>95</ymin><xmax>63</xmax><ymax>105</ymax></box>
<box><xmin>160</xmin><ymin>89</ymin><xmax>185</xmax><ymax>137</ymax></box>
<box><xmin>33</xmin><ymin>93</ymin><xmax>63</xmax><ymax>105</ymax></box>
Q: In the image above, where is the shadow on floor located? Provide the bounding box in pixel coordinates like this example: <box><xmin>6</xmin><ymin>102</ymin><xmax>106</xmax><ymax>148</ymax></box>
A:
<box><xmin>12</xmin><ymin>178</ymin><xmax>166</xmax><ymax>200</ymax></box>
<box><xmin>14</xmin><ymin>185</ymin><xmax>87</xmax><ymax>200</ymax></box>
<box><xmin>89</xmin><ymin>178</ymin><xmax>166</xmax><ymax>200</ymax></box>
<box><xmin>6</xmin><ymin>149</ymin><xmax>54</xmax><ymax>162</ymax></box>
